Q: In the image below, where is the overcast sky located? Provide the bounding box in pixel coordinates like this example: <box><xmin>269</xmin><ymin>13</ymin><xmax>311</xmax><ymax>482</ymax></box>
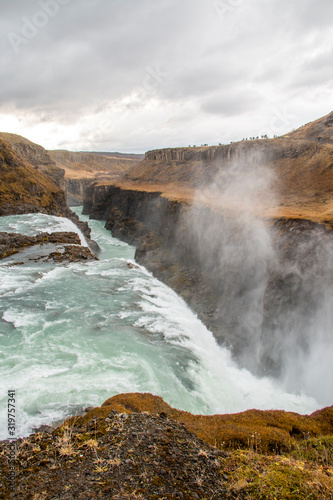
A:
<box><xmin>1</xmin><ymin>0</ymin><xmax>333</xmax><ymax>153</ymax></box>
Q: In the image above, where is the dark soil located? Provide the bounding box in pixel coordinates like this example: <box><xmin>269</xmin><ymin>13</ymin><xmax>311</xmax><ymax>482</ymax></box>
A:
<box><xmin>0</xmin><ymin>411</ymin><xmax>231</xmax><ymax>500</ymax></box>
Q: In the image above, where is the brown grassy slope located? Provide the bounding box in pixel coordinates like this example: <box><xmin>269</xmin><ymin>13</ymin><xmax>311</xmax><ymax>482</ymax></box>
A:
<box><xmin>0</xmin><ymin>136</ymin><xmax>70</xmax><ymax>217</ymax></box>
<box><xmin>48</xmin><ymin>150</ymin><xmax>142</xmax><ymax>180</ymax></box>
<box><xmin>2</xmin><ymin>405</ymin><xmax>333</xmax><ymax>500</ymax></box>
<box><xmin>101</xmin><ymin>113</ymin><xmax>333</xmax><ymax>225</ymax></box>
<box><xmin>288</xmin><ymin>111</ymin><xmax>333</xmax><ymax>142</ymax></box>
<box><xmin>0</xmin><ymin>132</ymin><xmax>66</xmax><ymax>190</ymax></box>
<box><xmin>66</xmin><ymin>392</ymin><xmax>333</xmax><ymax>456</ymax></box>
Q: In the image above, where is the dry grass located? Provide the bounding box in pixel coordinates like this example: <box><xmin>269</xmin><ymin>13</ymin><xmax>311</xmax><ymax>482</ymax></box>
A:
<box><xmin>0</xmin><ymin>135</ymin><xmax>69</xmax><ymax>216</ymax></box>
<box><xmin>56</xmin><ymin>426</ymin><xmax>75</xmax><ymax>456</ymax></box>
<box><xmin>1</xmin><ymin>397</ymin><xmax>333</xmax><ymax>500</ymax></box>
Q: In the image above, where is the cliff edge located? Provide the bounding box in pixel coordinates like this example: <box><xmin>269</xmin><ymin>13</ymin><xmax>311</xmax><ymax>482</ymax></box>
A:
<box><xmin>0</xmin><ymin>133</ymin><xmax>68</xmax><ymax>217</ymax></box>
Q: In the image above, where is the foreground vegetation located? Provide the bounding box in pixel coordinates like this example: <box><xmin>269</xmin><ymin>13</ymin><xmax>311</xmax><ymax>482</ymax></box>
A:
<box><xmin>1</xmin><ymin>394</ymin><xmax>332</xmax><ymax>499</ymax></box>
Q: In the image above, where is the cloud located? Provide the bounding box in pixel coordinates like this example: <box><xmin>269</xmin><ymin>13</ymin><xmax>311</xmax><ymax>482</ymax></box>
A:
<box><xmin>0</xmin><ymin>0</ymin><xmax>333</xmax><ymax>151</ymax></box>
<box><xmin>201</xmin><ymin>90</ymin><xmax>262</xmax><ymax>116</ymax></box>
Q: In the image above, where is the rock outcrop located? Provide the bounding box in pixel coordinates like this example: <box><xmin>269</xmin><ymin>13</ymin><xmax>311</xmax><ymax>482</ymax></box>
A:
<box><xmin>66</xmin><ymin>178</ymin><xmax>94</xmax><ymax>206</ymax></box>
<box><xmin>76</xmin><ymin>393</ymin><xmax>333</xmax><ymax>454</ymax></box>
<box><xmin>0</xmin><ymin>132</ymin><xmax>66</xmax><ymax>191</ymax></box>
<box><xmin>0</xmin><ymin>231</ymin><xmax>97</xmax><ymax>263</ymax></box>
<box><xmin>0</xmin><ymin>134</ymin><xmax>68</xmax><ymax>217</ymax></box>
<box><xmin>0</xmin><ymin>231</ymin><xmax>80</xmax><ymax>258</ymax></box>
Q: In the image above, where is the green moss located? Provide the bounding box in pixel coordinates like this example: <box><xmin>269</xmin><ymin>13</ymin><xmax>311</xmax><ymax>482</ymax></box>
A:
<box><xmin>224</xmin><ymin>450</ymin><xmax>333</xmax><ymax>499</ymax></box>
<box><xmin>291</xmin><ymin>436</ymin><xmax>333</xmax><ymax>466</ymax></box>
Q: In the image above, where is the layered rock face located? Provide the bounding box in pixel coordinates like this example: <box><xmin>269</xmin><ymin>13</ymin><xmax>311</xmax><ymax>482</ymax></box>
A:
<box><xmin>83</xmin><ymin>112</ymin><xmax>333</xmax><ymax>380</ymax></box>
<box><xmin>123</xmin><ymin>113</ymin><xmax>333</xmax><ymax>226</ymax></box>
<box><xmin>65</xmin><ymin>178</ymin><xmax>93</xmax><ymax>206</ymax></box>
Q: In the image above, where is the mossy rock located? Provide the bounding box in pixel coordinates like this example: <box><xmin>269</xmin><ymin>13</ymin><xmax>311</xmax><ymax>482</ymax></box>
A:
<box><xmin>63</xmin><ymin>393</ymin><xmax>333</xmax><ymax>455</ymax></box>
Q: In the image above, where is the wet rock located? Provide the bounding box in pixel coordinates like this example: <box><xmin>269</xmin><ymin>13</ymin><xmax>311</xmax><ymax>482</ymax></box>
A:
<box><xmin>47</xmin><ymin>245</ymin><xmax>98</xmax><ymax>263</ymax></box>
<box><xmin>0</xmin><ymin>231</ymin><xmax>98</xmax><ymax>263</ymax></box>
<box><xmin>0</xmin><ymin>231</ymin><xmax>81</xmax><ymax>259</ymax></box>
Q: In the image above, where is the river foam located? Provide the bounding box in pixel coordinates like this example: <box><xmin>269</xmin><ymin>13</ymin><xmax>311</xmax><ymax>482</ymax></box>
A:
<box><xmin>0</xmin><ymin>209</ymin><xmax>319</xmax><ymax>439</ymax></box>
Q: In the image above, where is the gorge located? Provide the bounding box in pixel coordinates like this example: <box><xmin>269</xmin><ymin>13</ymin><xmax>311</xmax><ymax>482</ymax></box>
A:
<box><xmin>83</xmin><ymin>112</ymin><xmax>333</xmax><ymax>406</ymax></box>
<box><xmin>1</xmin><ymin>114</ymin><xmax>333</xmax><ymax>499</ymax></box>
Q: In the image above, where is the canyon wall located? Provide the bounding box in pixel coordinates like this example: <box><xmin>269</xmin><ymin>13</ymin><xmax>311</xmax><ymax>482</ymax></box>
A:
<box><xmin>84</xmin><ymin>184</ymin><xmax>332</xmax><ymax>384</ymax></box>
<box><xmin>66</xmin><ymin>178</ymin><xmax>94</xmax><ymax>206</ymax></box>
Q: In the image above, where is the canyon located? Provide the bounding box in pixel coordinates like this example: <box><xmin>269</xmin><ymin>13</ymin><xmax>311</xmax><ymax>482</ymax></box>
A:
<box><xmin>0</xmin><ymin>131</ymin><xmax>142</xmax><ymax>211</ymax></box>
<box><xmin>83</xmin><ymin>112</ymin><xmax>333</xmax><ymax>385</ymax></box>
<box><xmin>1</xmin><ymin>114</ymin><xmax>333</xmax><ymax>499</ymax></box>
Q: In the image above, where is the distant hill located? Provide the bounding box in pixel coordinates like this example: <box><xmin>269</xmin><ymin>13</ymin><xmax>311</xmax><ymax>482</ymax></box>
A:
<box><xmin>48</xmin><ymin>150</ymin><xmax>142</xmax><ymax>180</ymax></box>
<box><xmin>288</xmin><ymin>112</ymin><xmax>333</xmax><ymax>142</ymax></box>
<box><xmin>88</xmin><ymin>151</ymin><xmax>145</xmax><ymax>160</ymax></box>
<box><xmin>48</xmin><ymin>150</ymin><xmax>143</xmax><ymax>205</ymax></box>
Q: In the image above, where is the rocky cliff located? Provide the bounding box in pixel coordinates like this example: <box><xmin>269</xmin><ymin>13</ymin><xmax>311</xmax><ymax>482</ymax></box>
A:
<box><xmin>83</xmin><ymin>112</ymin><xmax>333</xmax><ymax>382</ymax></box>
<box><xmin>66</xmin><ymin>178</ymin><xmax>94</xmax><ymax>206</ymax></box>
<box><xmin>124</xmin><ymin>134</ymin><xmax>332</xmax><ymax>225</ymax></box>
<box><xmin>0</xmin><ymin>133</ymin><xmax>68</xmax><ymax>217</ymax></box>
<box><xmin>0</xmin><ymin>133</ymin><xmax>95</xmax><ymax>244</ymax></box>
<box><xmin>0</xmin><ymin>231</ymin><xmax>98</xmax><ymax>263</ymax></box>
<box><xmin>0</xmin><ymin>133</ymin><xmax>66</xmax><ymax>191</ymax></box>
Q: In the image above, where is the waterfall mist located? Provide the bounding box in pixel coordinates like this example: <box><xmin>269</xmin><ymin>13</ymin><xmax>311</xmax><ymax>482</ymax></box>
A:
<box><xmin>179</xmin><ymin>150</ymin><xmax>333</xmax><ymax>406</ymax></box>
